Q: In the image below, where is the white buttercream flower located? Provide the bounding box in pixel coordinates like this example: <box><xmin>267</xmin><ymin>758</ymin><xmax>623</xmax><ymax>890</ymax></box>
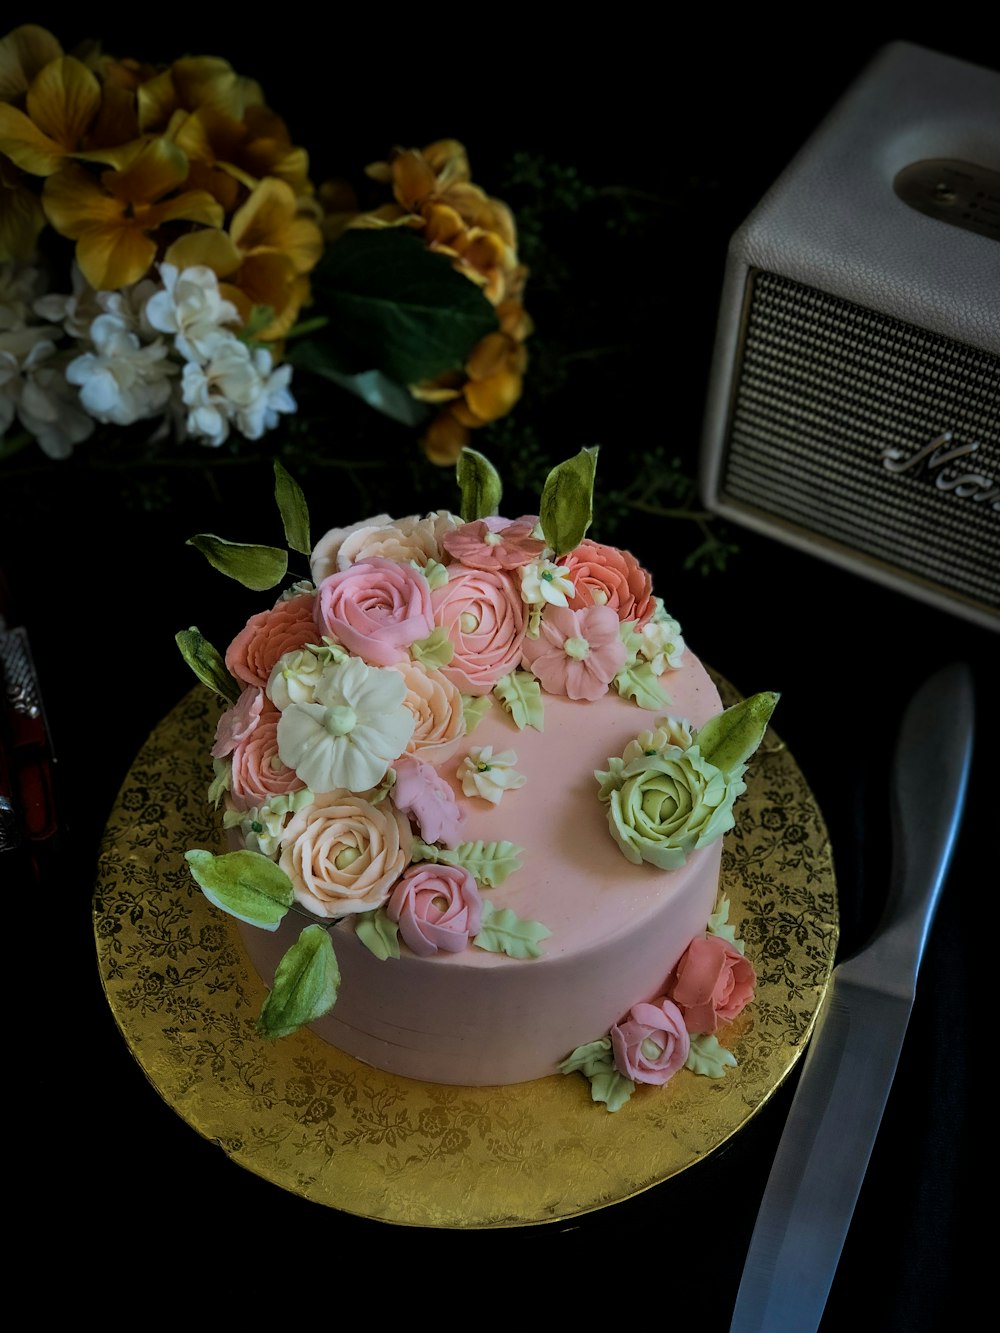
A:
<box><xmin>266</xmin><ymin>648</ymin><xmax>327</xmax><ymax>709</ymax></box>
<box><xmin>457</xmin><ymin>745</ymin><xmax>527</xmax><ymax>805</ymax></box>
<box><xmin>145</xmin><ymin>264</ymin><xmax>240</xmax><ymax>363</ymax></box>
<box><xmin>277</xmin><ymin>656</ymin><xmax>414</xmax><ymax>793</ymax></box>
<box><xmin>223</xmin><ymin>789</ymin><xmax>314</xmax><ymax>858</ymax></box>
<box><xmin>623</xmin><ymin>717</ymin><xmax>695</xmax><ymax>764</ymax></box>
<box><xmin>638</xmin><ymin>612</ymin><xmax>685</xmax><ymax>675</ymax></box>
<box><xmin>181</xmin><ymin>337</ymin><xmax>295</xmax><ymax>447</ymax></box>
<box><xmin>65</xmin><ymin>313</ymin><xmax>174</xmax><ymax>425</ymax></box>
<box><xmin>519</xmin><ymin>559</ymin><xmax>575</xmax><ymax>608</ymax></box>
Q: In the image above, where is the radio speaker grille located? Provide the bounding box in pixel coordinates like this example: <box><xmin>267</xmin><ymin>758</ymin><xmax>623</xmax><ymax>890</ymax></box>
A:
<box><xmin>720</xmin><ymin>271</ymin><xmax>1000</xmax><ymax>614</ymax></box>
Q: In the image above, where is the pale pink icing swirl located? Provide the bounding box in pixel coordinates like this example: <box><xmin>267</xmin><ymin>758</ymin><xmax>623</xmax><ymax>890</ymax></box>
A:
<box><xmin>610</xmin><ymin>996</ymin><xmax>690</xmax><ymax>1085</ymax></box>
<box><xmin>431</xmin><ymin>565</ymin><xmax>526</xmax><ymax>695</ymax></box>
<box><xmin>315</xmin><ymin>557</ymin><xmax>434</xmax><ymax>666</ymax></box>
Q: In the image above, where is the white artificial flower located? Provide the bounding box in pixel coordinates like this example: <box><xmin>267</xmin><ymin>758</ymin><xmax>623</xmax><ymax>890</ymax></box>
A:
<box><xmin>519</xmin><ymin>559</ymin><xmax>576</xmax><ymax>608</ymax></box>
<box><xmin>0</xmin><ymin>259</ymin><xmax>44</xmax><ymax>331</ymax></box>
<box><xmin>277</xmin><ymin>656</ymin><xmax>414</xmax><ymax>794</ymax></box>
<box><xmin>0</xmin><ymin>327</ymin><xmax>93</xmax><ymax>457</ymax></box>
<box><xmin>34</xmin><ymin>264</ymin><xmax>156</xmax><ymax>341</ymax></box>
<box><xmin>65</xmin><ymin>313</ymin><xmax>175</xmax><ymax>426</ymax></box>
<box><xmin>457</xmin><ymin>745</ymin><xmax>527</xmax><ymax>805</ymax></box>
<box><xmin>638</xmin><ymin>613</ymin><xmax>686</xmax><ymax>675</ymax></box>
<box><xmin>145</xmin><ymin>264</ymin><xmax>240</xmax><ymax>363</ymax></box>
<box><xmin>235</xmin><ymin>346</ymin><xmax>295</xmax><ymax>440</ymax></box>
<box><xmin>181</xmin><ymin>336</ymin><xmax>295</xmax><ymax>447</ymax></box>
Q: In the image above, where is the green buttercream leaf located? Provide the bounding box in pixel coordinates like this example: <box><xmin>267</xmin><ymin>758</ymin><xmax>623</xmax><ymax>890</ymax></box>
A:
<box><xmin>697</xmin><ymin>691</ymin><xmax>779</xmax><ymax>780</ymax></box>
<box><xmin>416</xmin><ymin>557</ymin><xmax>449</xmax><ymax>590</ymax></box>
<box><xmin>560</xmin><ymin>1038</ymin><xmax>613</xmax><ymax>1078</ymax></box>
<box><xmin>686</xmin><ymin>1032</ymin><xmax>738</xmax><ymax>1078</ymax></box>
<box><xmin>366</xmin><ymin>768</ymin><xmax>396</xmax><ymax>806</ymax></box>
<box><xmin>474</xmin><ymin>900</ymin><xmax>550</xmax><ymax>957</ymax></box>
<box><xmin>618</xmin><ymin>619</ymin><xmax>644</xmax><ymax>668</ymax></box>
<box><xmin>614</xmin><ymin>660</ymin><xmax>671</xmax><ymax>711</ymax></box>
<box><xmin>187</xmin><ymin>534</ymin><xmax>288</xmax><ymax>591</ymax></box>
<box><xmin>354</xmin><ymin>908</ymin><xmax>400</xmax><ymax>960</ymax></box>
<box><xmin>207</xmin><ymin>757</ymin><xmax>231</xmax><ymax>808</ymax></box>
<box><xmin>185</xmin><ymin>849</ymin><xmax>294</xmax><ymax>930</ymax></box>
<box><xmin>493</xmin><ymin>670</ymin><xmax>545</xmax><ymax>731</ymax></box>
<box><xmin>409</xmin><ymin>626</ymin><xmax>455</xmax><ymax>669</ymax></box>
<box><xmin>539</xmin><ymin>446</ymin><xmax>599</xmax><ymax>555</ymax></box>
<box><xmin>257</xmin><ymin>924</ymin><xmax>340</xmax><ymax>1040</ymax></box>
<box><xmin>273</xmin><ymin>460</ymin><xmax>311</xmax><ymax>555</ymax></box>
<box><xmin>560</xmin><ymin>1039</ymin><xmax>634</xmax><ymax>1111</ymax></box>
<box><xmin>175</xmin><ymin>627</ymin><xmax>241</xmax><ymax>703</ymax></box>
<box><xmin>462</xmin><ymin>694</ymin><xmax>492</xmax><ymax>733</ymax></box>
<box><xmin>457</xmin><ymin>446</ymin><xmax>503</xmax><ymax>521</ymax></box>
<box><xmin>588</xmin><ymin>1068</ymin><xmax>636</xmax><ymax>1112</ymax></box>
<box><xmin>707</xmin><ymin>893</ymin><xmax>744</xmax><ymax>952</ymax></box>
<box><xmin>411</xmin><ymin>838</ymin><xmax>524</xmax><ymax>887</ymax></box>
<box><xmin>594</xmin><ymin>756</ymin><xmax>626</xmax><ymax>801</ymax></box>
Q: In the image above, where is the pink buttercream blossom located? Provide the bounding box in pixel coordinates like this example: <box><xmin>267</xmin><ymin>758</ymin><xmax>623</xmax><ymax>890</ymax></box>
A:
<box><xmin>315</xmin><ymin>557</ymin><xmax>434</xmax><ymax>666</ymax></box>
<box><xmin>668</xmin><ymin>935</ymin><xmax>756</xmax><ymax>1035</ymax></box>
<box><xmin>229</xmin><ymin>701</ymin><xmax>306</xmax><ymax>810</ymax></box>
<box><xmin>387</xmin><ymin>862</ymin><xmax>482</xmax><ymax>956</ymax></box>
<box><xmin>520</xmin><ymin>604</ymin><xmax>626</xmax><ymax>701</ymax></box>
<box><xmin>391</xmin><ymin>755</ymin><xmax>464</xmax><ymax>846</ymax></box>
<box><xmin>211</xmin><ymin>686</ymin><xmax>264</xmax><ymax>758</ymax></box>
<box><xmin>610</xmin><ymin>996</ymin><xmax>690</xmax><ymax>1085</ymax></box>
<box><xmin>431</xmin><ymin>565</ymin><xmax>527</xmax><ymax>695</ymax></box>
<box><xmin>226</xmin><ymin>593</ymin><xmax>318</xmax><ymax>689</ymax></box>
<box><xmin>558</xmin><ymin>539</ymin><xmax>655</xmax><ymax>626</ymax></box>
<box><xmin>441</xmin><ymin>516</ymin><xmax>545</xmax><ymax>571</ymax></box>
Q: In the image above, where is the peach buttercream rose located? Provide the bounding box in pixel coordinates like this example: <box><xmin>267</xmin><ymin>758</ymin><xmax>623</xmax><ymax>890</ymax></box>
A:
<box><xmin>226</xmin><ymin>593</ymin><xmax>318</xmax><ymax>689</ymax></box>
<box><xmin>229</xmin><ymin>701</ymin><xmax>306</xmax><ymax>811</ymax></box>
<box><xmin>391</xmin><ymin>658</ymin><xmax>466</xmax><ymax>763</ymax></box>
<box><xmin>431</xmin><ymin>565</ymin><xmax>526</xmax><ymax>695</ymax></box>
<box><xmin>315</xmin><ymin>557</ymin><xmax>435</xmax><ymax>666</ymax></box>
<box><xmin>558</xmin><ymin>539</ymin><xmax>655</xmax><ymax>627</ymax></box>
<box><xmin>668</xmin><ymin>935</ymin><xmax>756</xmax><ymax>1035</ymax></box>
<box><xmin>610</xmin><ymin>996</ymin><xmax>690</xmax><ymax>1085</ymax></box>
<box><xmin>278</xmin><ymin>790</ymin><xmax>412</xmax><ymax>918</ymax></box>
<box><xmin>310</xmin><ymin>511</ymin><xmax>461</xmax><ymax>582</ymax></box>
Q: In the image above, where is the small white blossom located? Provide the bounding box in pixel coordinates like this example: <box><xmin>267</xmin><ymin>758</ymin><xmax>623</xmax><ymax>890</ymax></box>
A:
<box><xmin>145</xmin><ymin>264</ymin><xmax>240</xmax><ymax>363</ymax></box>
<box><xmin>223</xmin><ymin>789</ymin><xmax>314</xmax><ymax>858</ymax></box>
<box><xmin>266</xmin><ymin>648</ymin><xmax>327</xmax><ymax>709</ymax></box>
<box><xmin>457</xmin><ymin>745</ymin><xmax>527</xmax><ymax>805</ymax></box>
<box><xmin>622</xmin><ymin>717</ymin><xmax>694</xmax><ymax>764</ymax></box>
<box><xmin>0</xmin><ymin>259</ymin><xmax>44</xmax><ymax>331</ymax></box>
<box><xmin>0</xmin><ymin>326</ymin><xmax>93</xmax><ymax>457</ymax></box>
<box><xmin>65</xmin><ymin>313</ymin><xmax>175</xmax><ymax>426</ymax></box>
<box><xmin>181</xmin><ymin>335</ymin><xmax>295</xmax><ymax>447</ymax></box>
<box><xmin>519</xmin><ymin>559</ymin><xmax>575</xmax><ymax>608</ymax></box>
<box><xmin>638</xmin><ymin>613</ymin><xmax>686</xmax><ymax>675</ymax></box>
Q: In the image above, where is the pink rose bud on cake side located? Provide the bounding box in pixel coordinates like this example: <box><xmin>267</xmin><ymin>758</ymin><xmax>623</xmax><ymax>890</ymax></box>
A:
<box><xmin>610</xmin><ymin>996</ymin><xmax>690</xmax><ymax>1085</ymax></box>
<box><xmin>387</xmin><ymin>863</ymin><xmax>483</xmax><ymax>956</ymax></box>
<box><xmin>668</xmin><ymin>935</ymin><xmax>756</xmax><ymax>1034</ymax></box>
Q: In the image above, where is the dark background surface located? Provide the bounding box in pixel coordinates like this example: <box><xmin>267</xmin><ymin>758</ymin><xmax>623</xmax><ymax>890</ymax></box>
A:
<box><xmin>2</xmin><ymin>19</ymin><xmax>996</xmax><ymax>1328</ymax></box>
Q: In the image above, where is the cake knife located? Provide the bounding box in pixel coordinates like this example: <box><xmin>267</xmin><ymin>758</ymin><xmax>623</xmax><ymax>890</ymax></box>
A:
<box><xmin>729</xmin><ymin>660</ymin><xmax>974</xmax><ymax>1333</ymax></box>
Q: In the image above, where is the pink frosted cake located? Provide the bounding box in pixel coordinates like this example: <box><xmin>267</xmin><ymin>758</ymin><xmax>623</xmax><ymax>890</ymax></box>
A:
<box><xmin>183</xmin><ymin>450</ymin><xmax>774</xmax><ymax>1109</ymax></box>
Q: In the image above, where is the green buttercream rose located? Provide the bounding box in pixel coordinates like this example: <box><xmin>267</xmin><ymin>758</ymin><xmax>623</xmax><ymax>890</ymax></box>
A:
<box><xmin>604</xmin><ymin>746</ymin><xmax>745</xmax><ymax>869</ymax></box>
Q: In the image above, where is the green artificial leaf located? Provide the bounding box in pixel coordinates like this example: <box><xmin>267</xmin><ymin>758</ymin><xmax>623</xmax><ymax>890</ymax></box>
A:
<box><xmin>287</xmin><ymin>356</ymin><xmax>431</xmax><ymax>428</ymax></box>
<box><xmin>273</xmin><ymin>460</ymin><xmax>311</xmax><ymax>555</ymax></box>
<box><xmin>456</xmin><ymin>447</ymin><xmax>503</xmax><ymax>520</ymax></box>
<box><xmin>409</xmin><ymin>626</ymin><xmax>455</xmax><ymax>670</ymax></box>
<box><xmin>185</xmin><ymin>849</ymin><xmax>294</xmax><ymax>930</ymax></box>
<box><xmin>686</xmin><ymin>1032</ymin><xmax>739</xmax><ymax>1078</ymax></box>
<box><xmin>304</xmin><ymin>229</ymin><xmax>499</xmax><ymax>385</ymax></box>
<box><xmin>493</xmin><ymin>670</ymin><xmax>544</xmax><ymax>731</ymax></box>
<box><xmin>539</xmin><ymin>446</ymin><xmax>599</xmax><ymax>555</ymax></box>
<box><xmin>706</xmin><ymin>893</ymin><xmax>745</xmax><ymax>952</ymax></box>
<box><xmin>175</xmin><ymin>627</ymin><xmax>241</xmax><ymax>703</ymax></box>
<box><xmin>614</xmin><ymin>660</ymin><xmax>671</xmax><ymax>711</ymax></box>
<box><xmin>411</xmin><ymin>838</ymin><xmax>524</xmax><ymax>887</ymax></box>
<box><xmin>560</xmin><ymin>1038</ymin><xmax>634</xmax><ymax>1111</ymax></box>
<box><xmin>474</xmin><ymin>900</ymin><xmax>550</xmax><ymax>957</ymax></box>
<box><xmin>258</xmin><ymin>924</ymin><xmax>340</xmax><ymax>1040</ymax></box>
<box><xmin>697</xmin><ymin>691</ymin><xmax>779</xmax><ymax>779</ymax></box>
<box><xmin>354</xmin><ymin>908</ymin><xmax>400</xmax><ymax>961</ymax></box>
<box><xmin>187</xmin><ymin>534</ymin><xmax>288</xmax><ymax>591</ymax></box>
<box><xmin>462</xmin><ymin>694</ymin><xmax>492</xmax><ymax>734</ymax></box>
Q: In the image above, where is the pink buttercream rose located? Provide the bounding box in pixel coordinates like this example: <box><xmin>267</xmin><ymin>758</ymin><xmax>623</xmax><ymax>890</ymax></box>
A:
<box><xmin>431</xmin><ymin>565</ymin><xmax>527</xmax><ymax>696</ymax></box>
<box><xmin>441</xmin><ymin>516</ymin><xmax>546</xmax><ymax>571</ymax></box>
<box><xmin>668</xmin><ymin>935</ymin><xmax>756</xmax><ymax>1034</ymax></box>
<box><xmin>315</xmin><ymin>557</ymin><xmax>434</xmax><ymax>666</ymax></box>
<box><xmin>558</xmin><ymin>539</ymin><xmax>655</xmax><ymax>626</ymax></box>
<box><xmin>279</xmin><ymin>790</ymin><xmax>412</xmax><ymax>918</ymax></box>
<box><xmin>520</xmin><ymin>604</ymin><xmax>626</xmax><ymax>700</ymax></box>
<box><xmin>229</xmin><ymin>701</ymin><xmax>306</xmax><ymax>810</ymax></box>
<box><xmin>392</xmin><ymin>754</ymin><xmax>464</xmax><ymax>846</ymax></box>
<box><xmin>211</xmin><ymin>686</ymin><xmax>264</xmax><ymax>758</ymax></box>
<box><xmin>226</xmin><ymin>593</ymin><xmax>318</xmax><ymax>689</ymax></box>
<box><xmin>387</xmin><ymin>862</ymin><xmax>482</xmax><ymax>956</ymax></box>
<box><xmin>610</xmin><ymin>996</ymin><xmax>690</xmax><ymax>1085</ymax></box>
<box><xmin>311</xmin><ymin>511</ymin><xmax>461</xmax><ymax>582</ymax></box>
<box><xmin>391</xmin><ymin>659</ymin><xmax>466</xmax><ymax>764</ymax></box>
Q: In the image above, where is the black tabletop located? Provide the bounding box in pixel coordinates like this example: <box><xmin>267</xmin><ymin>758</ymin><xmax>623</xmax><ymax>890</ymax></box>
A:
<box><xmin>3</xmin><ymin>23</ymin><xmax>994</xmax><ymax>1329</ymax></box>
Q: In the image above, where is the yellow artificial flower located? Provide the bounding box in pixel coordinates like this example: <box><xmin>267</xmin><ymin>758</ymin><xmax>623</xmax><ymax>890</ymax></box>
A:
<box><xmin>0</xmin><ymin>156</ymin><xmax>46</xmax><ymax>260</ymax></box>
<box><xmin>0</xmin><ymin>55</ymin><xmax>104</xmax><ymax>176</ymax></box>
<box><xmin>42</xmin><ymin>137</ymin><xmax>223</xmax><ymax>288</ymax></box>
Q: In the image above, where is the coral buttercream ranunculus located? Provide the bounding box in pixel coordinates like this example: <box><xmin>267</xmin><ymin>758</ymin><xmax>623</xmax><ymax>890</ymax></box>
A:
<box><xmin>431</xmin><ymin>565</ymin><xmax>526</xmax><ymax>695</ymax></box>
<box><xmin>228</xmin><ymin>701</ymin><xmax>306</xmax><ymax>811</ymax></box>
<box><xmin>226</xmin><ymin>592</ymin><xmax>317</xmax><ymax>688</ymax></box>
<box><xmin>278</xmin><ymin>790</ymin><xmax>411</xmax><ymax>918</ymax></box>
<box><xmin>668</xmin><ymin>935</ymin><xmax>756</xmax><ymax>1035</ymax></box>
<box><xmin>315</xmin><ymin>557</ymin><xmax>434</xmax><ymax>666</ymax></box>
<box><xmin>521</xmin><ymin>604</ymin><xmax>626</xmax><ymax>701</ymax></box>
<box><xmin>310</xmin><ymin>511</ymin><xmax>460</xmax><ymax>583</ymax></box>
<box><xmin>387</xmin><ymin>862</ymin><xmax>482</xmax><ymax>956</ymax></box>
<box><xmin>558</xmin><ymin>539</ymin><xmax>655</xmax><ymax>627</ymax></box>
<box><xmin>391</xmin><ymin>658</ymin><xmax>466</xmax><ymax>764</ymax></box>
<box><xmin>610</xmin><ymin>996</ymin><xmax>690</xmax><ymax>1085</ymax></box>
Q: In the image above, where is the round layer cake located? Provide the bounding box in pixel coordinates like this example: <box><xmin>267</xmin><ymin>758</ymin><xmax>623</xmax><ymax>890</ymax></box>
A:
<box><xmin>238</xmin><ymin>647</ymin><xmax>723</xmax><ymax>1086</ymax></box>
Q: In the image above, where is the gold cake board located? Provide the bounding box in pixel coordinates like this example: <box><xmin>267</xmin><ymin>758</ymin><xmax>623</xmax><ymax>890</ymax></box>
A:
<box><xmin>93</xmin><ymin>677</ymin><xmax>838</xmax><ymax>1228</ymax></box>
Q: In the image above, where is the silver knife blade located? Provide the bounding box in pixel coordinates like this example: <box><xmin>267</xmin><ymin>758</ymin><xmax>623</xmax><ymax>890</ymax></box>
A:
<box><xmin>730</xmin><ymin>661</ymin><xmax>974</xmax><ymax>1333</ymax></box>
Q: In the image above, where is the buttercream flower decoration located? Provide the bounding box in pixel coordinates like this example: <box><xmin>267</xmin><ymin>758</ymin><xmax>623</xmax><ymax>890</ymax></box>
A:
<box><xmin>431</xmin><ymin>565</ymin><xmax>526</xmax><ymax>695</ymax></box>
<box><xmin>458</xmin><ymin>745</ymin><xmax>526</xmax><ymax>805</ymax></box>
<box><xmin>277</xmin><ymin>655</ymin><xmax>414</xmax><ymax>793</ymax></box>
<box><xmin>310</xmin><ymin>511</ymin><xmax>461</xmax><ymax>581</ymax></box>
<box><xmin>392</xmin><ymin>754</ymin><xmax>464</xmax><ymax>846</ymax></box>
<box><xmin>223</xmin><ymin>788</ymin><xmax>313</xmax><ymax>858</ymax></box>
<box><xmin>315</xmin><ymin>556</ymin><xmax>435</xmax><ymax>668</ymax></box>
<box><xmin>226</xmin><ymin>592</ymin><xmax>317</xmax><ymax>689</ymax></box>
<box><xmin>391</xmin><ymin>658</ymin><xmax>466</xmax><ymax>764</ymax></box>
<box><xmin>519</xmin><ymin>558</ymin><xmax>575</xmax><ymax>608</ymax></box>
<box><xmin>441</xmin><ymin>516</ymin><xmax>545</xmax><ymax>571</ymax></box>
<box><xmin>266</xmin><ymin>646</ymin><xmax>329</xmax><ymax>709</ymax></box>
<box><xmin>557</xmin><ymin>539</ymin><xmax>655</xmax><ymax>627</ymax></box>
<box><xmin>610</xmin><ymin>997</ymin><xmax>690</xmax><ymax>1085</ymax></box>
<box><xmin>668</xmin><ymin>935</ymin><xmax>756</xmax><ymax>1035</ymax></box>
<box><xmin>211</xmin><ymin>685</ymin><xmax>264</xmax><ymax>758</ymax></box>
<box><xmin>387</xmin><ymin>861</ymin><xmax>482</xmax><ymax>956</ymax></box>
<box><xmin>229</xmin><ymin>700</ymin><xmax>306</xmax><ymax>810</ymax></box>
<box><xmin>638</xmin><ymin>610</ymin><xmax>685</xmax><ymax>675</ymax></box>
<box><xmin>622</xmin><ymin>717</ymin><xmax>694</xmax><ymax>764</ymax></box>
<box><xmin>521</xmin><ymin>604</ymin><xmax>627</xmax><ymax>702</ymax></box>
